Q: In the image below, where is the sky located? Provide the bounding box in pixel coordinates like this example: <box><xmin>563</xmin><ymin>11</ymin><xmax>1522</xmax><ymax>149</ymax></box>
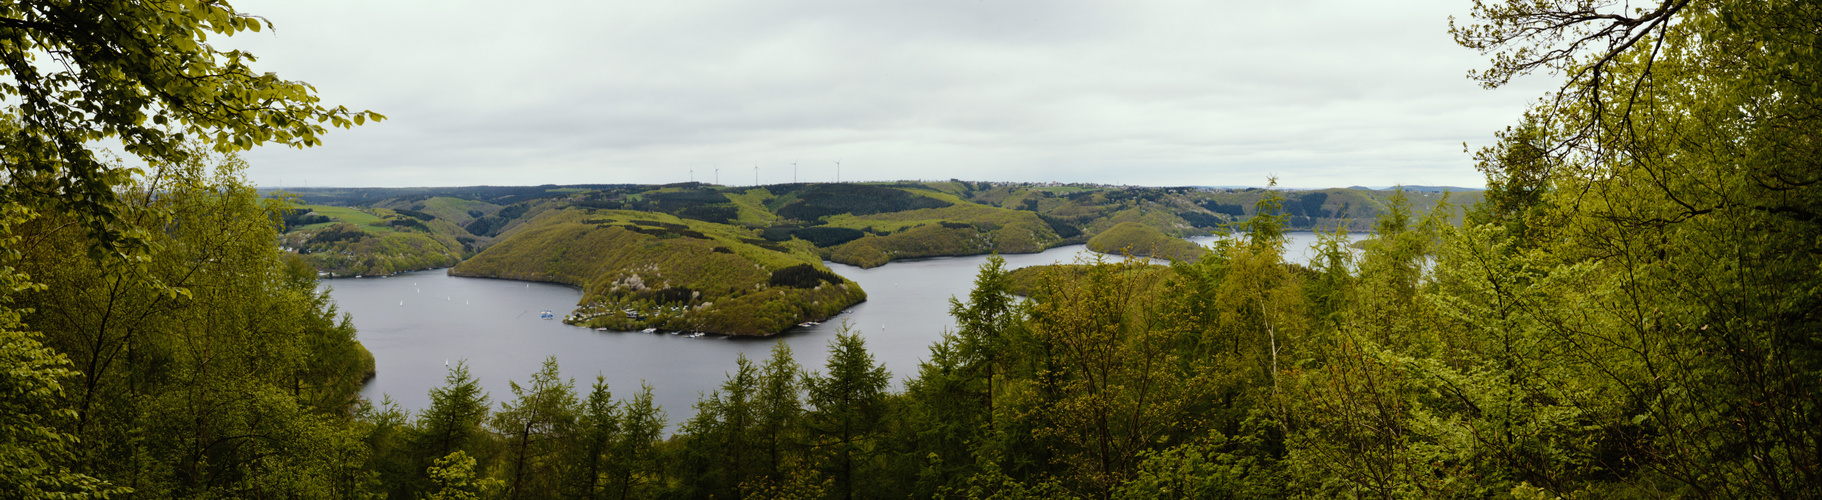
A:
<box><xmin>226</xmin><ymin>0</ymin><xmax>1555</xmax><ymax>189</ymax></box>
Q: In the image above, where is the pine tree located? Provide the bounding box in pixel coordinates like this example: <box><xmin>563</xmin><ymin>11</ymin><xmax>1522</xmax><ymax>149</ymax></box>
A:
<box><xmin>805</xmin><ymin>331</ymin><xmax>891</xmax><ymax>500</ymax></box>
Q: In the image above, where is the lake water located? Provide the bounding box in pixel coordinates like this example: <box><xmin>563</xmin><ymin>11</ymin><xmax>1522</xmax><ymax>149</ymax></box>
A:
<box><xmin>332</xmin><ymin>232</ymin><xmax>1340</xmax><ymax>431</ymax></box>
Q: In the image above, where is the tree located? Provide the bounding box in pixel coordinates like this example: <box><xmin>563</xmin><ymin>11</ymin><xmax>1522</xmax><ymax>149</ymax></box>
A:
<box><xmin>612</xmin><ymin>383</ymin><xmax>664</xmax><ymax>500</ymax></box>
<box><xmin>755</xmin><ymin>341</ymin><xmax>804</xmax><ymax>483</ymax></box>
<box><xmin>424</xmin><ymin>450</ymin><xmax>501</xmax><ymax>500</ymax></box>
<box><xmin>1022</xmin><ymin>256</ymin><xmax>1200</xmax><ymax>499</ymax></box>
<box><xmin>0</xmin><ymin>221</ymin><xmax>121</xmax><ymax>498</ymax></box>
<box><xmin>947</xmin><ymin>254</ymin><xmax>1021</xmax><ymax>428</ymax></box>
<box><xmin>675</xmin><ymin>354</ymin><xmax>760</xmax><ymax>499</ymax></box>
<box><xmin>1440</xmin><ymin>0</ymin><xmax>1822</xmax><ymax>495</ymax></box>
<box><xmin>5</xmin><ymin>148</ymin><xmax>381</xmax><ymax>497</ymax></box>
<box><xmin>411</xmin><ymin>362</ymin><xmax>492</xmax><ymax>497</ymax></box>
<box><xmin>0</xmin><ymin>0</ymin><xmax>380</xmax><ymax>255</ymax></box>
<box><xmin>805</xmin><ymin>330</ymin><xmax>891</xmax><ymax>500</ymax></box>
<box><xmin>565</xmin><ymin>377</ymin><xmax>620</xmax><ymax>499</ymax></box>
<box><xmin>491</xmin><ymin>356</ymin><xmax>579</xmax><ymax>500</ymax></box>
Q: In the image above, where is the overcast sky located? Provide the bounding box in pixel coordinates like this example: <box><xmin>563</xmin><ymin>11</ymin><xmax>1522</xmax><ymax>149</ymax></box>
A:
<box><xmin>226</xmin><ymin>0</ymin><xmax>1552</xmax><ymax>189</ymax></box>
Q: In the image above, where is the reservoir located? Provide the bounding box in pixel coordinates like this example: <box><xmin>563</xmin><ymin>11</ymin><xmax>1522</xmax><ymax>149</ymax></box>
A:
<box><xmin>331</xmin><ymin>232</ymin><xmax>1342</xmax><ymax>430</ymax></box>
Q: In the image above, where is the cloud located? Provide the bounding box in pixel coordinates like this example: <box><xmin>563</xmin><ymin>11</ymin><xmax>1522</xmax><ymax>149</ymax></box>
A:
<box><xmin>230</xmin><ymin>0</ymin><xmax>1554</xmax><ymax>188</ymax></box>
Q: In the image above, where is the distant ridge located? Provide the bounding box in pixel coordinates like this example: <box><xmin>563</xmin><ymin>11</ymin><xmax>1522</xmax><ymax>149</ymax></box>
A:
<box><xmin>1189</xmin><ymin>185</ymin><xmax>1484</xmax><ymax>193</ymax></box>
<box><xmin>1344</xmin><ymin>185</ymin><xmax>1486</xmax><ymax>193</ymax></box>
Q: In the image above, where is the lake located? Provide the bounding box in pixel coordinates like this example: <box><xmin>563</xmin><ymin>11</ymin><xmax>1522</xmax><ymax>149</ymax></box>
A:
<box><xmin>331</xmin><ymin>232</ymin><xmax>1342</xmax><ymax>431</ymax></box>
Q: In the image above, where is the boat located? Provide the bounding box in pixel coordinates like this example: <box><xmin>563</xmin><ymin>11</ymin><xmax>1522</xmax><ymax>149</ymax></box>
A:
<box><xmin>640</xmin><ymin>328</ymin><xmax>657</xmax><ymax>334</ymax></box>
<box><xmin>688</xmin><ymin>332</ymin><xmax>706</xmax><ymax>338</ymax></box>
<box><xmin>539</xmin><ymin>310</ymin><xmax>554</xmax><ymax>320</ymax></box>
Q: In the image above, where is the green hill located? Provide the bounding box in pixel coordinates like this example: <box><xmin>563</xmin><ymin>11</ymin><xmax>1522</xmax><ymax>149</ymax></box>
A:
<box><xmin>819</xmin><ymin>190</ymin><xmax>1063</xmax><ymax>268</ymax></box>
<box><xmin>271</xmin><ymin>182</ymin><xmax>1471</xmax><ymax>326</ymax></box>
<box><xmin>451</xmin><ymin>208</ymin><xmax>865</xmax><ymax>336</ymax></box>
<box><xmin>1086</xmin><ymin>221</ymin><xmax>1206</xmax><ymax>261</ymax></box>
<box><xmin>278</xmin><ymin>205</ymin><xmax>471</xmax><ymax>276</ymax></box>
<box><xmin>274</xmin><ymin>182</ymin><xmax>1471</xmax><ymax>276</ymax></box>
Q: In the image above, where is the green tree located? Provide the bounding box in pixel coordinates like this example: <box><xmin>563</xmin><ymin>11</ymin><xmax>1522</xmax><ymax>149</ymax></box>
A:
<box><xmin>7</xmin><ymin>149</ymin><xmax>379</xmax><ymax>497</ymax></box>
<box><xmin>947</xmin><ymin>254</ymin><xmax>1021</xmax><ymax>426</ymax></box>
<box><xmin>491</xmin><ymin>356</ymin><xmax>579</xmax><ymax>500</ymax></box>
<box><xmin>424</xmin><ymin>450</ymin><xmax>501</xmax><ymax>500</ymax></box>
<box><xmin>896</xmin><ymin>334</ymin><xmax>988</xmax><ymax>497</ymax></box>
<box><xmin>612</xmin><ymin>383</ymin><xmax>665</xmax><ymax>500</ymax></box>
<box><xmin>1021</xmin><ymin>256</ymin><xmax>1202</xmax><ymax>499</ymax></box>
<box><xmin>755</xmin><ymin>341</ymin><xmax>805</xmax><ymax>483</ymax></box>
<box><xmin>0</xmin><ymin>213</ymin><xmax>121</xmax><ymax>499</ymax></box>
<box><xmin>564</xmin><ymin>377</ymin><xmax>620</xmax><ymax>499</ymax></box>
<box><xmin>805</xmin><ymin>330</ymin><xmax>891</xmax><ymax>500</ymax></box>
<box><xmin>0</xmin><ymin>0</ymin><xmax>380</xmax><ymax>254</ymax></box>
<box><xmin>410</xmin><ymin>362</ymin><xmax>492</xmax><ymax>497</ymax></box>
<box><xmin>676</xmin><ymin>354</ymin><xmax>761</xmax><ymax>499</ymax></box>
<box><xmin>1410</xmin><ymin>0</ymin><xmax>1822</xmax><ymax>495</ymax></box>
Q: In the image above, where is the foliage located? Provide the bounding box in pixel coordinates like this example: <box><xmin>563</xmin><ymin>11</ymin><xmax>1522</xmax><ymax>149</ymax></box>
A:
<box><xmin>0</xmin><ymin>209</ymin><xmax>121</xmax><ymax>499</ymax></box>
<box><xmin>8</xmin><ymin>0</ymin><xmax>1815</xmax><ymax>496</ymax></box>
<box><xmin>425</xmin><ymin>451</ymin><xmax>502</xmax><ymax>500</ymax></box>
<box><xmin>0</xmin><ymin>0</ymin><xmax>380</xmax><ymax>256</ymax></box>
<box><xmin>1086</xmin><ymin>221</ymin><xmax>1206</xmax><ymax>262</ymax></box>
<box><xmin>6</xmin><ymin>148</ymin><xmax>378</xmax><ymax>497</ymax></box>
<box><xmin>804</xmin><ymin>331</ymin><xmax>891</xmax><ymax>500</ymax></box>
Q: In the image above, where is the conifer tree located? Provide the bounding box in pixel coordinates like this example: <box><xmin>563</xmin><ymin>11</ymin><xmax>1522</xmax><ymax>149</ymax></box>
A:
<box><xmin>805</xmin><ymin>331</ymin><xmax>891</xmax><ymax>500</ymax></box>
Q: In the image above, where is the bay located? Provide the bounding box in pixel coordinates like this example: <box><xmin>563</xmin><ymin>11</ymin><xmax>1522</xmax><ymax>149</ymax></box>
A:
<box><xmin>332</xmin><ymin>232</ymin><xmax>1343</xmax><ymax>431</ymax></box>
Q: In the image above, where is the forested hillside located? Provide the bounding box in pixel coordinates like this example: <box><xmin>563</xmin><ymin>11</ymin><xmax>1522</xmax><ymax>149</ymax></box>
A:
<box><xmin>276</xmin><ymin>181</ymin><xmax>1467</xmax><ymax>274</ymax></box>
<box><xmin>4</xmin><ymin>0</ymin><xmax>1816</xmax><ymax>498</ymax></box>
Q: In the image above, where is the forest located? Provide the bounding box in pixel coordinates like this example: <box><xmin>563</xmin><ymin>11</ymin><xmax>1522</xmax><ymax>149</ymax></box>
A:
<box><xmin>3</xmin><ymin>0</ymin><xmax>1818</xmax><ymax>498</ymax></box>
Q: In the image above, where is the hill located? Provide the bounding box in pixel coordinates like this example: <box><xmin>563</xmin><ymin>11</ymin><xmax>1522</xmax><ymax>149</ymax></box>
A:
<box><xmin>271</xmin><ymin>181</ymin><xmax>1472</xmax><ymax>328</ymax></box>
<box><xmin>451</xmin><ymin>208</ymin><xmax>865</xmax><ymax>335</ymax></box>
<box><xmin>277</xmin><ymin>204</ymin><xmax>473</xmax><ymax>276</ymax></box>
<box><xmin>1086</xmin><ymin>221</ymin><xmax>1206</xmax><ymax>261</ymax></box>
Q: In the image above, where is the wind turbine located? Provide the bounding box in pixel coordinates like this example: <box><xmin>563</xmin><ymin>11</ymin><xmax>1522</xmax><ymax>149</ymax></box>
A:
<box><xmin>793</xmin><ymin>162</ymin><xmax>798</xmax><ymax>184</ymax></box>
<box><xmin>715</xmin><ymin>168</ymin><xmax>720</xmax><ymax>185</ymax></box>
<box><xmin>835</xmin><ymin>160</ymin><xmax>842</xmax><ymax>183</ymax></box>
<box><xmin>754</xmin><ymin>164</ymin><xmax>759</xmax><ymax>186</ymax></box>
